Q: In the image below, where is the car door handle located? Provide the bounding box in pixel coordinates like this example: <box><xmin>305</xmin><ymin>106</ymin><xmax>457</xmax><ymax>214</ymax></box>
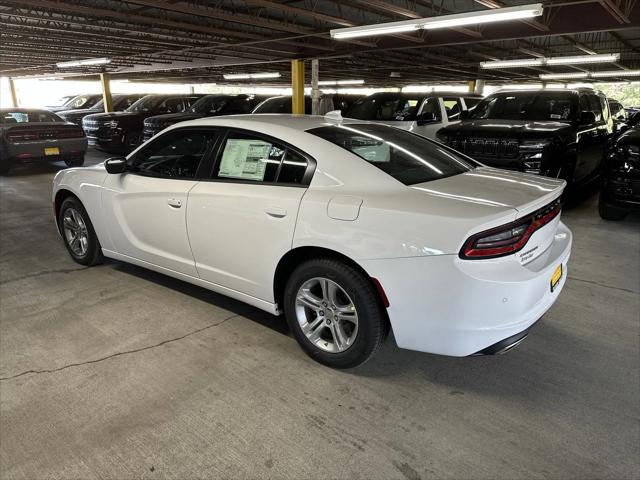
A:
<box><xmin>167</xmin><ymin>198</ymin><xmax>182</xmax><ymax>208</ymax></box>
<box><xmin>265</xmin><ymin>207</ymin><xmax>287</xmax><ymax>218</ymax></box>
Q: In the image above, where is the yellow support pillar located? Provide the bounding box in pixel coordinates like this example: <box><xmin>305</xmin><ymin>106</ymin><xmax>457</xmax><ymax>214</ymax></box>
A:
<box><xmin>467</xmin><ymin>80</ymin><xmax>476</xmax><ymax>93</ymax></box>
<box><xmin>291</xmin><ymin>59</ymin><xmax>305</xmax><ymax>114</ymax></box>
<box><xmin>8</xmin><ymin>78</ymin><xmax>18</xmax><ymax>107</ymax></box>
<box><xmin>100</xmin><ymin>72</ymin><xmax>113</xmax><ymax>112</ymax></box>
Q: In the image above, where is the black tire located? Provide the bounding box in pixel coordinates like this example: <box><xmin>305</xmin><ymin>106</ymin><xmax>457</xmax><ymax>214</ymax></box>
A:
<box><xmin>58</xmin><ymin>196</ymin><xmax>103</xmax><ymax>266</ymax></box>
<box><xmin>598</xmin><ymin>191</ymin><xmax>628</xmax><ymax>221</ymax></box>
<box><xmin>283</xmin><ymin>258</ymin><xmax>387</xmax><ymax>369</ymax></box>
<box><xmin>0</xmin><ymin>152</ymin><xmax>11</xmax><ymax>175</ymax></box>
<box><xmin>64</xmin><ymin>155</ymin><xmax>85</xmax><ymax>167</ymax></box>
<box><xmin>123</xmin><ymin>131</ymin><xmax>143</xmax><ymax>153</ymax></box>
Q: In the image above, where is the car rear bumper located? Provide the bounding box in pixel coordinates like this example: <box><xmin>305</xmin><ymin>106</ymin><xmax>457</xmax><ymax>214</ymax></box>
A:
<box><xmin>360</xmin><ymin>221</ymin><xmax>572</xmax><ymax>356</ymax></box>
<box><xmin>6</xmin><ymin>137</ymin><xmax>87</xmax><ymax>160</ymax></box>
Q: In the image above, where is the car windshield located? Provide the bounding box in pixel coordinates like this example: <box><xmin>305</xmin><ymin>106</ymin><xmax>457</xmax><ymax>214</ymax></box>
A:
<box><xmin>308</xmin><ymin>123</ymin><xmax>477</xmax><ymax>185</ymax></box>
<box><xmin>469</xmin><ymin>92</ymin><xmax>578</xmax><ymax>121</ymax></box>
<box><xmin>126</xmin><ymin>95</ymin><xmax>162</xmax><ymax>113</ymax></box>
<box><xmin>1</xmin><ymin>111</ymin><xmax>63</xmax><ymax>123</ymax></box>
<box><xmin>345</xmin><ymin>95</ymin><xmax>422</xmax><ymax>121</ymax></box>
<box><xmin>191</xmin><ymin>96</ymin><xmax>230</xmax><ymax>114</ymax></box>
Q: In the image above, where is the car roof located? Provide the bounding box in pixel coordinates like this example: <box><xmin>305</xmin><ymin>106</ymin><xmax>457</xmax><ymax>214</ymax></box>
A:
<box><xmin>172</xmin><ymin>113</ymin><xmax>374</xmax><ymax>132</ymax></box>
<box><xmin>365</xmin><ymin>91</ymin><xmax>482</xmax><ymax>98</ymax></box>
<box><xmin>0</xmin><ymin>108</ymin><xmax>55</xmax><ymax>113</ymax></box>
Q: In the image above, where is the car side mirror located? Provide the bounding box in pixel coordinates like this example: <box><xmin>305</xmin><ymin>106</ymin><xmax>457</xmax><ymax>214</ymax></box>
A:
<box><xmin>459</xmin><ymin>110</ymin><xmax>470</xmax><ymax>120</ymax></box>
<box><xmin>580</xmin><ymin>111</ymin><xmax>596</xmax><ymax>125</ymax></box>
<box><xmin>416</xmin><ymin>112</ymin><xmax>438</xmax><ymax>126</ymax></box>
<box><xmin>105</xmin><ymin>157</ymin><xmax>126</xmax><ymax>174</ymax></box>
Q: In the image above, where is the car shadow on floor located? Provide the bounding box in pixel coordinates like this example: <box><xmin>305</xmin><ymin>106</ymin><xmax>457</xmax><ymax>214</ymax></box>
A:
<box><xmin>104</xmin><ymin>259</ymin><xmax>598</xmax><ymax>402</ymax></box>
<box><xmin>2</xmin><ymin>160</ymin><xmax>70</xmax><ymax>177</ymax></box>
<box><xmin>109</xmin><ymin>259</ymin><xmax>291</xmax><ymax>336</ymax></box>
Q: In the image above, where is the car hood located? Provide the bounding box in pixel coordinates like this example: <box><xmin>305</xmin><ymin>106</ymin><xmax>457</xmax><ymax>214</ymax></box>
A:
<box><xmin>441</xmin><ymin>119</ymin><xmax>574</xmax><ymax>138</ymax></box>
<box><xmin>84</xmin><ymin>111</ymin><xmax>143</xmax><ymax>122</ymax></box>
<box><xmin>59</xmin><ymin>108</ymin><xmax>102</xmax><ymax>116</ymax></box>
<box><xmin>145</xmin><ymin>112</ymin><xmax>203</xmax><ymax>125</ymax></box>
<box><xmin>411</xmin><ymin>166</ymin><xmax>565</xmax><ymax>218</ymax></box>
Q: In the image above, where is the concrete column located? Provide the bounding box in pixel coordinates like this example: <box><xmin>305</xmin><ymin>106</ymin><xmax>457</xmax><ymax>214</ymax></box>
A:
<box><xmin>474</xmin><ymin>79</ymin><xmax>485</xmax><ymax>95</ymax></box>
<box><xmin>8</xmin><ymin>78</ymin><xmax>18</xmax><ymax>107</ymax></box>
<box><xmin>311</xmin><ymin>59</ymin><xmax>320</xmax><ymax>116</ymax></box>
<box><xmin>100</xmin><ymin>73</ymin><xmax>113</xmax><ymax>112</ymax></box>
<box><xmin>467</xmin><ymin>80</ymin><xmax>476</xmax><ymax>94</ymax></box>
<box><xmin>291</xmin><ymin>59</ymin><xmax>305</xmax><ymax>115</ymax></box>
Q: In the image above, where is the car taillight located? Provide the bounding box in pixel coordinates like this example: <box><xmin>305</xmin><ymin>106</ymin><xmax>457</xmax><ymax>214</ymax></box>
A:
<box><xmin>460</xmin><ymin>198</ymin><xmax>561</xmax><ymax>259</ymax></box>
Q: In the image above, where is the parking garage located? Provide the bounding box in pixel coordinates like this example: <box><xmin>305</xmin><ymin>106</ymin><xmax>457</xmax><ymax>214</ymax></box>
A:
<box><xmin>1</xmin><ymin>1</ymin><xmax>639</xmax><ymax>479</ymax></box>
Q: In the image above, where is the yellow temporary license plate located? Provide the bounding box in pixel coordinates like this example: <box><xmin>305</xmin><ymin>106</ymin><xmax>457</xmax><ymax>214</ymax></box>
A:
<box><xmin>44</xmin><ymin>147</ymin><xmax>60</xmax><ymax>156</ymax></box>
<box><xmin>550</xmin><ymin>264</ymin><xmax>563</xmax><ymax>292</ymax></box>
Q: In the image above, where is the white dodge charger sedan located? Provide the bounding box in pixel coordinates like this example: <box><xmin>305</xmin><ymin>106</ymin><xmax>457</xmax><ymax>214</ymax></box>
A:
<box><xmin>52</xmin><ymin>115</ymin><xmax>572</xmax><ymax>368</ymax></box>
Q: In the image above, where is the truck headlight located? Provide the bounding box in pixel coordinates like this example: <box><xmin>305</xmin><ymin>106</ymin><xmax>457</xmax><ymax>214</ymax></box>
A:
<box><xmin>104</xmin><ymin>120</ymin><xmax>119</xmax><ymax>128</ymax></box>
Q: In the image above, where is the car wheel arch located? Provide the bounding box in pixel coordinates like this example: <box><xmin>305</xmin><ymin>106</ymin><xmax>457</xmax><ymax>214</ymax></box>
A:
<box><xmin>273</xmin><ymin>246</ymin><xmax>390</xmax><ymax>325</ymax></box>
<box><xmin>54</xmin><ymin>188</ymin><xmax>78</xmax><ymax>232</ymax></box>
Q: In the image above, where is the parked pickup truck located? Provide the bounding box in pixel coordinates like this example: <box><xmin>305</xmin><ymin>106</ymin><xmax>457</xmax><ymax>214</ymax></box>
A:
<box><xmin>436</xmin><ymin>88</ymin><xmax>613</xmax><ymax>186</ymax></box>
<box><xmin>343</xmin><ymin>92</ymin><xmax>482</xmax><ymax>140</ymax></box>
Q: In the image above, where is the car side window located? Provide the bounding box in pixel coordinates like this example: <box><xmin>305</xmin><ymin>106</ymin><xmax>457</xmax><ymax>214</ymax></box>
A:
<box><xmin>442</xmin><ymin>97</ymin><xmax>463</xmax><ymax>121</ymax></box>
<box><xmin>587</xmin><ymin>94</ymin><xmax>603</xmax><ymax>122</ymax></box>
<box><xmin>420</xmin><ymin>98</ymin><xmax>442</xmax><ymax>121</ymax></box>
<box><xmin>128</xmin><ymin>129</ymin><xmax>217</xmax><ymax>179</ymax></box>
<box><xmin>162</xmin><ymin>98</ymin><xmax>186</xmax><ymax>113</ymax></box>
<box><xmin>212</xmin><ymin>131</ymin><xmax>309</xmax><ymax>185</ymax></box>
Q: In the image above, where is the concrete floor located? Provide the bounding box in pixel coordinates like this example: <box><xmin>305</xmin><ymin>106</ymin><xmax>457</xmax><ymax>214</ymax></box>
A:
<box><xmin>1</xmin><ymin>150</ymin><xmax>638</xmax><ymax>480</ymax></box>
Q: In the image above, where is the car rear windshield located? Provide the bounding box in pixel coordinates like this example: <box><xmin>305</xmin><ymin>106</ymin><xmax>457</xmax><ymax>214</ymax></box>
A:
<box><xmin>1</xmin><ymin>111</ymin><xmax>63</xmax><ymax>123</ymax></box>
<box><xmin>469</xmin><ymin>91</ymin><xmax>578</xmax><ymax>121</ymax></box>
<box><xmin>308</xmin><ymin>123</ymin><xmax>477</xmax><ymax>185</ymax></box>
<box><xmin>345</xmin><ymin>95</ymin><xmax>422</xmax><ymax>121</ymax></box>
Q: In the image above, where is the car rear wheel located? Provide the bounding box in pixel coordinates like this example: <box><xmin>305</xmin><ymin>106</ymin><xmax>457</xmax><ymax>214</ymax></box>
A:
<box><xmin>64</xmin><ymin>155</ymin><xmax>85</xmax><ymax>167</ymax></box>
<box><xmin>598</xmin><ymin>191</ymin><xmax>628</xmax><ymax>221</ymax></box>
<box><xmin>284</xmin><ymin>258</ymin><xmax>387</xmax><ymax>368</ymax></box>
<box><xmin>59</xmin><ymin>196</ymin><xmax>103</xmax><ymax>266</ymax></box>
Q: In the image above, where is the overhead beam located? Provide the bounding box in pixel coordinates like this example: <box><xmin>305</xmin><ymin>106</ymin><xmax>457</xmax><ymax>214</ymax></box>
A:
<box><xmin>598</xmin><ymin>0</ymin><xmax>631</xmax><ymax>22</ymax></box>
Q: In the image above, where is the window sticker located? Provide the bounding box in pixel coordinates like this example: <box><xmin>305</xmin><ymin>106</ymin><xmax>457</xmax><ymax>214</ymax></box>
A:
<box><xmin>219</xmin><ymin>139</ymin><xmax>272</xmax><ymax>181</ymax></box>
<box><xmin>351</xmin><ymin>139</ymin><xmax>391</xmax><ymax>163</ymax></box>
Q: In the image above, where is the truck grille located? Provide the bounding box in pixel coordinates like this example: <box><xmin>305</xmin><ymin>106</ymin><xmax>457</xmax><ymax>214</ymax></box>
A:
<box><xmin>446</xmin><ymin>137</ymin><xmax>519</xmax><ymax>159</ymax></box>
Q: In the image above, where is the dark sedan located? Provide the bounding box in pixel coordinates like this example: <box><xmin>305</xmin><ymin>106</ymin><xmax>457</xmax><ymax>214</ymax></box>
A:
<box><xmin>48</xmin><ymin>94</ymin><xmax>103</xmax><ymax>113</ymax></box>
<box><xmin>0</xmin><ymin>109</ymin><xmax>87</xmax><ymax>175</ymax></box>
<box><xmin>599</xmin><ymin>112</ymin><xmax>640</xmax><ymax>220</ymax></box>
<box><xmin>58</xmin><ymin>94</ymin><xmax>146</xmax><ymax>125</ymax></box>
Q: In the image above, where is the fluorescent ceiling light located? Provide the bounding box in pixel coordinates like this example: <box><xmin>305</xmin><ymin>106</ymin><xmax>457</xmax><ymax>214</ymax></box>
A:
<box><xmin>223</xmin><ymin>72</ymin><xmax>281</xmax><ymax>80</ymax></box>
<box><xmin>318</xmin><ymin>79</ymin><xmax>365</xmax><ymax>86</ymax></box>
<box><xmin>546</xmin><ymin>53</ymin><xmax>620</xmax><ymax>65</ymax></box>
<box><xmin>590</xmin><ymin>69</ymin><xmax>640</xmax><ymax>78</ymax></box>
<box><xmin>331</xmin><ymin>3</ymin><xmax>542</xmax><ymax>39</ymax></box>
<box><xmin>482</xmin><ymin>53</ymin><xmax>620</xmax><ymax>69</ymax></box>
<box><xmin>539</xmin><ymin>72</ymin><xmax>589</xmax><ymax>80</ymax></box>
<box><xmin>56</xmin><ymin>58</ymin><xmax>111</xmax><ymax>68</ymax></box>
<box><xmin>540</xmin><ymin>70</ymin><xmax>640</xmax><ymax>80</ymax></box>
<box><xmin>482</xmin><ymin>59</ymin><xmax>545</xmax><ymax>69</ymax></box>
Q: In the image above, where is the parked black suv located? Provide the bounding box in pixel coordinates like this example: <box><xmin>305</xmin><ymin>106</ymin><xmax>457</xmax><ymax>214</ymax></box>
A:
<box><xmin>48</xmin><ymin>94</ymin><xmax>103</xmax><ymax>113</ymax></box>
<box><xmin>436</xmin><ymin>88</ymin><xmax>613</xmax><ymax>185</ymax></box>
<box><xmin>82</xmin><ymin>94</ymin><xmax>203</xmax><ymax>153</ymax></box>
<box><xmin>58</xmin><ymin>94</ymin><xmax>146</xmax><ymax>125</ymax></box>
<box><xmin>143</xmin><ymin>94</ymin><xmax>266</xmax><ymax>141</ymax></box>
<box><xmin>599</xmin><ymin>112</ymin><xmax>640</xmax><ymax>220</ymax></box>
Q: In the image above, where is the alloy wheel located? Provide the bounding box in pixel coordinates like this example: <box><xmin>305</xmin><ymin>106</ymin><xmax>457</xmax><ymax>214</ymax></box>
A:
<box><xmin>295</xmin><ymin>277</ymin><xmax>359</xmax><ymax>353</ymax></box>
<box><xmin>62</xmin><ymin>207</ymin><xmax>89</xmax><ymax>257</ymax></box>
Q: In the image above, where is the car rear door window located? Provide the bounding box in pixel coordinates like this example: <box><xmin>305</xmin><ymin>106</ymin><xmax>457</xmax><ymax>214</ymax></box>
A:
<box><xmin>212</xmin><ymin>131</ymin><xmax>311</xmax><ymax>185</ymax></box>
<box><xmin>128</xmin><ymin>129</ymin><xmax>218</xmax><ymax>178</ymax></box>
<box><xmin>442</xmin><ymin>97</ymin><xmax>463</xmax><ymax>120</ymax></box>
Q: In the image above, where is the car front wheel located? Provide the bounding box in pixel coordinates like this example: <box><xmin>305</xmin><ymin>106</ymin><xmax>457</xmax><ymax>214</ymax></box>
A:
<box><xmin>284</xmin><ymin>258</ymin><xmax>387</xmax><ymax>368</ymax></box>
<box><xmin>58</xmin><ymin>196</ymin><xmax>103</xmax><ymax>266</ymax></box>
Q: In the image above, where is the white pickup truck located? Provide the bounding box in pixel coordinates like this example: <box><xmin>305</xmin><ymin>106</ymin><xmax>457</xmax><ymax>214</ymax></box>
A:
<box><xmin>342</xmin><ymin>91</ymin><xmax>483</xmax><ymax>140</ymax></box>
